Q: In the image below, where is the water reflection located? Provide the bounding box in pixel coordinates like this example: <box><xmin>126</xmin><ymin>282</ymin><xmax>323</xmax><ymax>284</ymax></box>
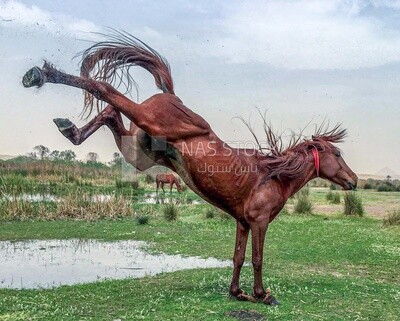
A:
<box><xmin>2</xmin><ymin>193</ymin><xmax>57</xmax><ymax>202</ymax></box>
<box><xmin>1</xmin><ymin>193</ymin><xmax>204</xmax><ymax>205</ymax></box>
<box><xmin>0</xmin><ymin>239</ymin><xmax>231</xmax><ymax>289</ymax></box>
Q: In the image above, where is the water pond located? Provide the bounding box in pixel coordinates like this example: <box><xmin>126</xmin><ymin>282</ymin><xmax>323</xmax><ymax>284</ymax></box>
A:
<box><xmin>0</xmin><ymin>239</ymin><xmax>231</xmax><ymax>289</ymax></box>
<box><xmin>1</xmin><ymin>192</ymin><xmax>204</xmax><ymax>205</ymax></box>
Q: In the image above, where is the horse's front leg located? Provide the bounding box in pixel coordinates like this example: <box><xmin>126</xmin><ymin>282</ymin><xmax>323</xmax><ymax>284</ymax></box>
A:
<box><xmin>249</xmin><ymin>220</ymin><xmax>279</xmax><ymax>305</ymax></box>
<box><xmin>230</xmin><ymin>220</ymin><xmax>253</xmax><ymax>301</ymax></box>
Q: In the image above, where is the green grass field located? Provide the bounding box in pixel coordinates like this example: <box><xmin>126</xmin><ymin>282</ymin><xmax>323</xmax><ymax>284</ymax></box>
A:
<box><xmin>1</xmin><ymin>160</ymin><xmax>399</xmax><ymax>320</ymax></box>
<box><xmin>1</xmin><ymin>203</ymin><xmax>399</xmax><ymax>321</ymax></box>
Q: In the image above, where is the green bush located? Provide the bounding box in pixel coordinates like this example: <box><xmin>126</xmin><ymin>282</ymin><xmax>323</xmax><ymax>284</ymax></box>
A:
<box><xmin>115</xmin><ymin>179</ymin><xmax>139</xmax><ymax>189</ymax></box>
<box><xmin>115</xmin><ymin>179</ymin><xmax>129</xmax><ymax>188</ymax></box>
<box><xmin>383</xmin><ymin>209</ymin><xmax>400</xmax><ymax>226</ymax></box>
<box><xmin>131</xmin><ymin>180</ymin><xmax>140</xmax><ymax>189</ymax></box>
<box><xmin>163</xmin><ymin>203</ymin><xmax>179</xmax><ymax>221</ymax></box>
<box><xmin>330</xmin><ymin>183</ymin><xmax>337</xmax><ymax>190</ymax></box>
<box><xmin>205</xmin><ymin>207</ymin><xmax>215</xmax><ymax>219</ymax></box>
<box><xmin>363</xmin><ymin>183</ymin><xmax>372</xmax><ymax>190</ymax></box>
<box><xmin>217</xmin><ymin>210</ymin><xmax>233</xmax><ymax>220</ymax></box>
<box><xmin>344</xmin><ymin>192</ymin><xmax>364</xmax><ymax>216</ymax></box>
<box><xmin>144</xmin><ymin>174</ymin><xmax>155</xmax><ymax>184</ymax></box>
<box><xmin>327</xmin><ymin>191</ymin><xmax>341</xmax><ymax>204</ymax></box>
<box><xmin>294</xmin><ymin>194</ymin><xmax>313</xmax><ymax>214</ymax></box>
<box><xmin>136</xmin><ymin>215</ymin><xmax>149</xmax><ymax>225</ymax></box>
<box><xmin>294</xmin><ymin>187</ymin><xmax>312</xmax><ymax>214</ymax></box>
<box><xmin>376</xmin><ymin>184</ymin><xmax>397</xmax><ymax>192</ymax></box>
<box><xmin>332</xmin><ymin>192</ymin><xmax>341</xmax><ymax>204</ymax></box>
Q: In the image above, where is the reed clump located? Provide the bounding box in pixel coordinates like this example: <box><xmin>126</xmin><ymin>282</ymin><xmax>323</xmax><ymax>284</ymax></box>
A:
<box><xmin>0</xmin><ymin>191</ymin><xmax>133</xmax><ymax>221</ymax></box>
<box><xmin>205</xmin><ymin>207</ymin><xmax>216</xmax><ymax>219</ymax></box>
<box><xmin>294</xmin><ymin>186</ymin><xmax>313</xmax><ymax>214</ymax></box>
<box><xmin>163</xmin><ymin>203</ymin><xmax>179</xmax><ymax>221</ymax></box>
<box><xmin>344</xmin><ymin>192</ymin><xmax>364</xmax><ymax>216</ymax></box>
<box><xmin>383</xmin><ymin>209</ymin><xmax>400</xmax><ymax>226</ymax></box>
<box><xmin>326</xmin><ymin>190</ymin><xmax>341</xmax><ymax>204</ymax></box>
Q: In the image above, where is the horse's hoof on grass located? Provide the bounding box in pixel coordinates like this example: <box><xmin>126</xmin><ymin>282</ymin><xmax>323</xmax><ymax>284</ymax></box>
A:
<box><xmin>22</xmin><ymin>67</ymin><xmax>44</xmax><ymax>88</ymax></box>
<box><xmin>230</xmin><ymin>289</ymin><xmax>257</xmax><ymax>303</ymax></box>
<box><xmin>53</xmin><ymin>118</ymin><xmax>74</xmax><ymax>131</ymax></box>
<box><xmin>237</xmin><ymin>292</ymin><xmax>257</xmax><ymax>303</ymax></box>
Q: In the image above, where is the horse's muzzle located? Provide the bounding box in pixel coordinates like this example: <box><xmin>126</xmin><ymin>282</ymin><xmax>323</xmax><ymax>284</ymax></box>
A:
<box><xmin>347</xmin><ymin>181</ymin><xmax>357</xmax><ymax>190</ymax></box>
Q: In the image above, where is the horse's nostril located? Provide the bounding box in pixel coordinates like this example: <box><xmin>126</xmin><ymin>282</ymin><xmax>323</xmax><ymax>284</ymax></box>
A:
<box><xmin>348</xmin><ymin>182</ymin><xmax>357</xmax><ymax>190</ymax></box>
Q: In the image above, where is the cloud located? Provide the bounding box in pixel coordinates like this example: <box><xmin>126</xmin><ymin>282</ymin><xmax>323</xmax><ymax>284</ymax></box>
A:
<box><xmin>0</xmin><ymin>0</ymin><xmax>101</xmax><ymax>37</ymax></box>
<box><xmin>370</xmin><ymin>0</ymin><xmax>400</xmax><ymax>9</ymax></box>
<box><xmin>2</xmin><ymin>0</ymin><xmax>400</xmax><ymax>71</ymax></box>
<box><xmin>202</xmin><ymin>0</ymin><xmax>400</xmax><ymax>70</ymax></box>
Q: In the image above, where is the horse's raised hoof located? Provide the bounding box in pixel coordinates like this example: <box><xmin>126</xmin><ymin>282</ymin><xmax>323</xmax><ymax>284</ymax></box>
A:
<box><xmin>53</xmin><ymin>118</ymin><xmax>74</xmax><ymax>131</ymax></box>
<box><xmin>22</xmin><ymin>67</ymin><xmax>44</xmax><ymax>88</ymax></box>
<box><xmin>53</xmin><ymin>118</ymin><xmax>80</xmax><ymax>145</ymax></box>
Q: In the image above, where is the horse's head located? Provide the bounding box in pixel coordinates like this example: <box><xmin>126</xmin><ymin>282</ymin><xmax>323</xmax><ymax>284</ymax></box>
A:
<box><xmin>176</xmin><ymin>180</ymin><xmax>183</xmax><ymax>192</ymax></box>
<box><xmin>311</xmin><ymin>140</ymin><xmax>358</xmax><ymax>190</ymax></box>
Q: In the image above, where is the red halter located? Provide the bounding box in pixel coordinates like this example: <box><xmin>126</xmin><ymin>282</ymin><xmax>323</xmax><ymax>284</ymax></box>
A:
<box><xmin>312</xmin><ymin>147</ymin><xmax>320</xmax><ymax>177</ymax></box>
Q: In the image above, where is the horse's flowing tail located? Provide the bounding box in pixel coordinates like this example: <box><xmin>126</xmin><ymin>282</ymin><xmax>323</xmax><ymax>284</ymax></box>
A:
<box><xmin>80</xmin><ymin>29</ymin><xmax>174</xmax><ymax>117</ymax></box>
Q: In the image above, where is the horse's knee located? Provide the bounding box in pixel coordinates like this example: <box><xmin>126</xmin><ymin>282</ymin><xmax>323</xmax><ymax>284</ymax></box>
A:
<box><xmin>233</xmin><ymin>256</ymin><xmax>245</xmax><ymax>269</ymax></box>
<box><xmin>252</xmin><ymin>258</ymin><xmax>263</xmax><ymax>272</ymax></box>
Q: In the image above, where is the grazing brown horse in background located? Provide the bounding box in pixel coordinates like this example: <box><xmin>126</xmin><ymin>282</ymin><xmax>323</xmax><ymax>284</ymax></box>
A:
<box><xmin>22</xmin><ymin>31</ymin><xmax>358</xmax><ymax>305</ymax></box>
<box><xmin>156</xmin><ymin>173</ymin><xmax>182</xmax><ymax>193</ymax></box>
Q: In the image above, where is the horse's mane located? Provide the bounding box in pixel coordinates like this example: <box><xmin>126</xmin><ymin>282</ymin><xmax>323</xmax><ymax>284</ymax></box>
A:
<box><xmin>78</xmin><ymin>29</ymin><xmax>174</xmax><ymax>118</ymax></box>
<box><xmin>239</xmin><ymin>111</ymin><xmax>347</xmax><ymax>179</ymax></box>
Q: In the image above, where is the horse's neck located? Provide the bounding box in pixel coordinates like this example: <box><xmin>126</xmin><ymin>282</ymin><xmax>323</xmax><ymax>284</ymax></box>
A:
<box><xmin>284</xmin><ymin>162</ymin><xmax>316</xmax><ymax>199</ymax></box>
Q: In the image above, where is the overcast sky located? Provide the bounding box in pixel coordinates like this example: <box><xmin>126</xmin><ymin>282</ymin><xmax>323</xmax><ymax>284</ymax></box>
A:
<box><xmin>1</xmin><ymin>0</ymin><xmax>399</xmax><ymax>175</ymax></box>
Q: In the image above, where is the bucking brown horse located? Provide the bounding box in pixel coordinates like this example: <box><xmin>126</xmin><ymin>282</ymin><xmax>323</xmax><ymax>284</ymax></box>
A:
<box><xmin>156</xmin><ymin>173</ymin><xmax>182</xmax><ymax>193</ymax></box>
<box><xmin>22</xmin><ymin>31</ymin><xmax>358</xmax><ymax>305</ymax></box>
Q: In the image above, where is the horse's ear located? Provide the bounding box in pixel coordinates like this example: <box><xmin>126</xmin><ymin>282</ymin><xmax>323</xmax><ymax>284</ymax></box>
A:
<box><xmin>311</xmin><ymin>135</ymin><xmax>316</xmax><ymax>141</ymax></box>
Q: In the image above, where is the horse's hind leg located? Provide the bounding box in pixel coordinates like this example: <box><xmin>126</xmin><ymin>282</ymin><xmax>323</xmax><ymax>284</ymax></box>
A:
<box><xmin>53</xmin><ymin>105</ymin><xmax>159</xmax><ymax>171</ymax></box>
<box><xmin>53</xmin><ymin>105</ymin><xmax>126</xmax><ymax>145</ymax></box>
<box><xmin>23</xmin><ymin>63</ymin><xmax>211</xmax><ymax>142</ymax></box>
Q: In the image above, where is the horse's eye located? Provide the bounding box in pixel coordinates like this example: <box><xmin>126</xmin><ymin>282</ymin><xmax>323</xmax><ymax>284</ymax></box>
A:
<box><xmin>335</xmin><ymin>151</ymin><xmax>341</xmax><ymax>157</ymax></box>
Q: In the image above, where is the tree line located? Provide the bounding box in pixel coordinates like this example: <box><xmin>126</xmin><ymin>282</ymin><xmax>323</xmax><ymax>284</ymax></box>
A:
<box><xmin>29</xmin><ymin>145</ymin><xmax>122</xmax><ymax>166</ymax></box>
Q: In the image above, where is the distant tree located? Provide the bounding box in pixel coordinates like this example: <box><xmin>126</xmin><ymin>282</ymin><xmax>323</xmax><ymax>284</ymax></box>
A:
<box><xmin>87</xmin><ymin>152</ymin><xmax>99</xmax><ymax>163</ymax></box>
<box><xmin>59</xmin><ymin>150</ymin><xmax>76</xmax><ymax>162</ymax></box>
<box><xmin>27</xmin><ymin>152</ymin><xmax>37</xmax><ymax>159</ymax></box>
<box><xmin>33</xmin><ymin>145</ymin><xmax>50</xmax><ymax>160</ymax></box>
<box><xmin>386</xmin><ymin>175</ymin><xmax>392</xmax><ymax>181</ymax></box>
<box><xmin>110</xmin><ymin>152</ymin><xmax>122</xmax><ymax>167</ymax></box>
<box><xmin>50</xmin><ymin>150</ymin><xmax>60</xmax><ymax>160</ymax></box>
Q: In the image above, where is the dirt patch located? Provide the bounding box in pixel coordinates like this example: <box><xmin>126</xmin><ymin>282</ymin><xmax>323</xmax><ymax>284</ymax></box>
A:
<box><xmin>226</xmin><ymin>310</ymin><xmax>266</xmax><ymax>321</ymax></box>
<box><xmin>313</xmin><ymin>203</ymin><xmax>399</xmax><ymax>219</ymax></box>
